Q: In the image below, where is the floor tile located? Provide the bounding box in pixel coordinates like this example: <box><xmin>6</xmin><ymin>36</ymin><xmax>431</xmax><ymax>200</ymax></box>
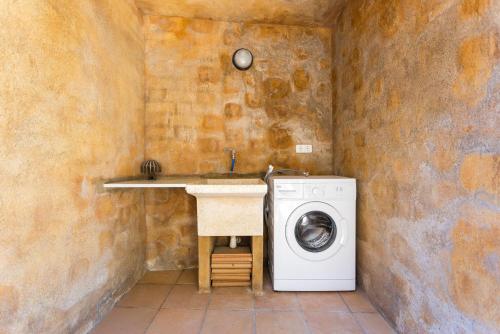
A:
<box><xmin>94</xmin><ymin>282</ymin><xmax>396</xmax><ymax>334</ymax></box>
<box><xmin>355</xmin><ymin>313</ymin><xmax>395</xmax><ymax>334</ymax></box>
<box><xmin>304</xmin><ymin>311</ymin><xmax>363</xmax><ymax>334</ymax></box>
<box><xmin>139</xmin><ymin>270</ymin><xmax>182</xmax><ymax>284</ymax></box>
<box><xmin>297</xmin><ymin>292</ymin><xmax>349</xmax><ymax>312</ymax></box>
<box><xmin>256</xmin><ymin>310</ymin><xmax>308</xmax><ymax>334</ymax></box>
<box><xmin>255</xmin><ymin>291</ymin><xmax>299</xmax><ymax>310</ymax></box>
<box><xmin>145</xmin><ymin>308</ymin><xmax>205</xmax><ymax>334</ymax></box>
<box><xmin>162</xmin><ymin>284</ymin><xmax>209</xmax><ymax>310</ymax></box>
<box><xmin>177</xmin><ymin>268</ymin><xmax>198</xmax><ymax>284</ymax></box>
<box><xmin>201</xmin><ymin>310</ymin><xmax>253</xmax><ymax>334</ymax></box>
<box><xmin>340</xmin><ymin>290</ymin><xmax>376</xmax><ymax>313</ymax></box>
<box><xmin>208</xmin><ymin>293</ymin><xmax>254</xmax><ymax>310</ymax></box>
<box><xmin>92</xmin><ymin>307</ymin><xmax>156</xmax><ymax>334</ymax></box>
<box><xmin>118</xmin><ymin>284</ymin><xmax>172</xmax><ymax>309</ymax></box>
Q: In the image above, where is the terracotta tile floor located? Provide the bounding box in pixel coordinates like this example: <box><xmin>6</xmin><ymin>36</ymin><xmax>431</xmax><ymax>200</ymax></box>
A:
<box><xmin>93</xmin><ymin>269</ymin><xmax>395</xmax><ymax>334</ymax></box>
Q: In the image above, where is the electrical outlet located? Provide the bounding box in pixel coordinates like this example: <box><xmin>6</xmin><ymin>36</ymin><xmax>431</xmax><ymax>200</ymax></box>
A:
<box><xmin>296</xmin><ymin>144</ymin><xmax>313</xmax><ymax>154</ymax></box>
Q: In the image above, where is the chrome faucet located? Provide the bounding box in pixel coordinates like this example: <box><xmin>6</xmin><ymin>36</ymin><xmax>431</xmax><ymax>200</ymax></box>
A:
<box><xmin>224</xmin><ymin>147</ymin><xmax>236</xmax><ymax>174</ymax></box>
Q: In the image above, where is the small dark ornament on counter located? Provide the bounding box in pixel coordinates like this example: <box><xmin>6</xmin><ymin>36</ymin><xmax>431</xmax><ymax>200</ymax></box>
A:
<box><xmin>141</xmin><ymin>160</ymin><xmax>162</xmax><ymax>180</ymax></box>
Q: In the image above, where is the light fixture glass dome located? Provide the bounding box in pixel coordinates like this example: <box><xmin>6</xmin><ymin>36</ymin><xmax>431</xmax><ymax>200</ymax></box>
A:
<box><xmin>232</xmin><ymin>48</ymin><xmax>253</xmax><ymax>71</ymax></box>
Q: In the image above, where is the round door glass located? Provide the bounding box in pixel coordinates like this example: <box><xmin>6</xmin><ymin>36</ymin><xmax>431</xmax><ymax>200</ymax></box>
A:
<box><xmin>294</xmin><ymin>211</ymin><xmax>336</xmax><ymax>252</ymax></box>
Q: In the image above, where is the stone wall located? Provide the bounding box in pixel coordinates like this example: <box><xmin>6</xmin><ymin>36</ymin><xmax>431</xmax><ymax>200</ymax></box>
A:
<box><xmin>331</xmin><ymin>0</ymin><xmax>499</xmax><ymax>332</ymax></box>
<box><xmin>144</xmin><ymin>16</ymin><xmax>333</xmax><ymax>269</ymax></box>
<box><xmin>136</xmin><ymin>0</ymin><xmax>344</xmax><ymax>26</ymax></box>
<box><xmin>0</xmin><ymin>1</ymin><xmax>145</xmax><ymax>333</ymax></box>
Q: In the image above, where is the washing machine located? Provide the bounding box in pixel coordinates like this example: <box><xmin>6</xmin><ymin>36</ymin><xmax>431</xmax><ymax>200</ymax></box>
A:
<box><xmin>266</xmin><ymin>175</ymin><xmax>356</xmax><ymax>291</ymax></box>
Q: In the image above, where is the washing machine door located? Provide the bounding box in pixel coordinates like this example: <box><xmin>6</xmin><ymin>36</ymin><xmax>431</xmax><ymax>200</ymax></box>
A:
<box><xmin>285</xmin><ymin>201</ymin><xmax>347</xmax><ymax>261</ymax></box>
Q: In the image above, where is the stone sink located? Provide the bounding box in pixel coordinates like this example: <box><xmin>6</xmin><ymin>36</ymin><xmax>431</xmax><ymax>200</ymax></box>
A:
<box><xmin>185</xmin><ymin>177</ymin><xmax>267</xmax><ymax>236</ymax></box>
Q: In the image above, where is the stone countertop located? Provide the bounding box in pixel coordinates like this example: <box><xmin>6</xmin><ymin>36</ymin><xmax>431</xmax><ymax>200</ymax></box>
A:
<box><xmin>103</xmin><ymin>174</ymin><xmax>265</xmax><ymax>189</ymax></box>
<box><xmin>104</xmin><ymin>175</ymin><xmax>202</xmax><ymax>188</ymax></box>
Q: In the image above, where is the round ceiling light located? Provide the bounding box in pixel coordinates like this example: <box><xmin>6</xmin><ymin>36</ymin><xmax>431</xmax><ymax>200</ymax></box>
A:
<box><xmin>232</xmin><ymin>48</ymin><xmax>253</xmax><ymax>71</ymax></box>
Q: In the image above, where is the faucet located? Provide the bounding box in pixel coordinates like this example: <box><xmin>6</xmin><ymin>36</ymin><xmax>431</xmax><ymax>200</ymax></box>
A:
<box><xmin>224</xmin><ymin>147</ymin><xmax>236</xmax><ymax>174</ymax></box>
<box><xmin>224</xmin><ymin>147</ymin><xmax>237</xmax><ymax>249</ymax></box>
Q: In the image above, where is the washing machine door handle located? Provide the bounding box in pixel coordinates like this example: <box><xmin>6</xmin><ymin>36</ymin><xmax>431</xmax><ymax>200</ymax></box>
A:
<box><xmin>338</xmin><ymin>218</ymin><xmax>347</xmax><ymax>246</ymax></box>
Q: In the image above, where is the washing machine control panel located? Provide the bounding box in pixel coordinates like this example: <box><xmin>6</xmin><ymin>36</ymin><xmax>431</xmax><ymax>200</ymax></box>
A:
<box><xmin>273</xmin><ymin>179</ymin><xmax>356</xmax><ymax>200</ymax></box>
<box><xmin>305</xmin><ymin>183</ymin><xmax>354</xmax><ymax>199</ymax></box>
<box><xmin>274</xmin><ymin>183</ymin><xmax>304</xmax><ymax>198</ymax></box>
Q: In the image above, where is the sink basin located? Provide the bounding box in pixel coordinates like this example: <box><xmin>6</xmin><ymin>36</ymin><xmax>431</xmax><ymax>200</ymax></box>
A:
<box><xmin>205</xmin><ymin>178</ymin><xmax>264</xmax><ymax>185</ymax></box>
<box><xmin>187</xmin><ymin>177</ymin><xmax>267</xmax><ymax>196</ymax></box>
<box><xmin>185</xmin><ymin>177</ymin><xmax>267</xmax><ymax>236</ymax></box>
<box><xmin>201</xmin><ymin>172</ymin><xmax>264</xmax><ymax>179</ymax></box>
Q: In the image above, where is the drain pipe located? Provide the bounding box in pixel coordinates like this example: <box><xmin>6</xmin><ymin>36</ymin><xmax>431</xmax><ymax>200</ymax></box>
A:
<box><xmin>229</xmin><ymin>236</ymin><xmax>240</xmax><ymax>248</ymax></box>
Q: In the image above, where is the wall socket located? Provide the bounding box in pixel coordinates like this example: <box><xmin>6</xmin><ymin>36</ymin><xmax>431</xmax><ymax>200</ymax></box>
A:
<box><xmin>296</xmin><ymin>144</ymin><xmax>313</xmax><ymax>153</ymax></box>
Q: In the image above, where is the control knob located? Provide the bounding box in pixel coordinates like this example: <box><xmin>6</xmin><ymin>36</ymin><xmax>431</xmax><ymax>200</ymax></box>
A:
<box><xmin>312</xmin><ymin>187</ymin><xmax>324</xmax><ymax>196</ymax></box>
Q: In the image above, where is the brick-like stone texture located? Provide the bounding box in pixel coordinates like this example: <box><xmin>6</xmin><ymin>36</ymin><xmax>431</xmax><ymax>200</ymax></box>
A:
<box><xmin>331</xmin><ymin>0</ymin><xmax>499</xmax><ymax>333</ymax></box>
<box><xmin>0</xmin><ymin>1</ymin><xmax>145</xmax><ymax>333</ymax></box>
<box><xmin>144</xmin><ymin>16</ymin><xmax>333</xmax><ymax>269</ymax></box>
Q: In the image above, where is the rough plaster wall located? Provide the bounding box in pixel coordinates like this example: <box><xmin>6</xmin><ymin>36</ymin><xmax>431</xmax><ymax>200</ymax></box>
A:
<box><xmin>136</xmin><ymin>0</ymin><xmax>344</xmax><ymax>27</ymax></box>
<box><xmin>331</xmin><ymin>0</ymin><xmax>499</xmax><ymax>332</ymax></box>
<box><xmin>144</xmin><ymin>17</ymin><xmax>333</xmax><ymax>269</ymax></box>
<box><xmin>0</xmin><ymin>1</ymin><xmax>145</xmax><ymax>333</ymax></box>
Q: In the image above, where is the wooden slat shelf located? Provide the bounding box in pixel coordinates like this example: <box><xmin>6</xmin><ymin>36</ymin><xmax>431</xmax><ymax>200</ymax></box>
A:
<box><xmin>198</xmin><ymin>238</ymin><xmax>263</xmax><ymax>295</ymax></box>
<box><xmin>211</xmin><ymin>246</ymin><xmax>252</xmax><ymax>287</ymax></box>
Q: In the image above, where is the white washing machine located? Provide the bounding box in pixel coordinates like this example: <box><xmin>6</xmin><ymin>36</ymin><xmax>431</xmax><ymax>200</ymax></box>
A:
<box><xmin>266</xmin><ymin>175</ymin><xmax>356</xmax><ymax>291</ymax></box>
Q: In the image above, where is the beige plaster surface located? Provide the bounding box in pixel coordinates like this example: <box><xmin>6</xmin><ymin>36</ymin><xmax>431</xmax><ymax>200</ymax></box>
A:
<box><xmin>0</xmin><ymin>1</ymin><xmax>145</xmax><ymax>333</ymax></box>
<box><xmin>331</xmin><ymin>0</ymin><xmax>499</xmax><ymax>332</ymax></box>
